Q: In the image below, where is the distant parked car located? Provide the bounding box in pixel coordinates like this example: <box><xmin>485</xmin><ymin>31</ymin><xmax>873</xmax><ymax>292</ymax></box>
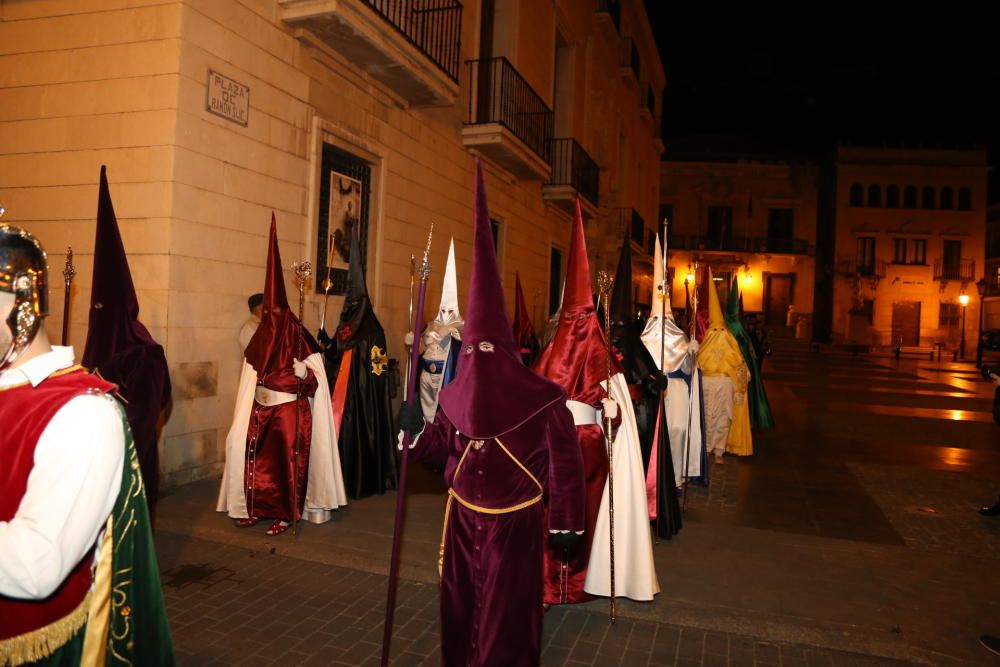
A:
<box><xmin>978</xmin><ymin>329</ymin><xmax>1000</xmax><ymax>366</ymax></box>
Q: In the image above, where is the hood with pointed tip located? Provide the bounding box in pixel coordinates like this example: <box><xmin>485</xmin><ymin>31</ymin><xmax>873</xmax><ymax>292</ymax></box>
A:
<box><xmin>334</xmin><ymin>223</ymin><xmax>382</xmax><ymax>350</ymax></box>
<box><xmin>244</xmin><ymin>215</ymin><xmax>318</xmax><ymax>375</ymax></box>
<box><xmin>82</xmin><ymin>166</ymin><xmax>161</xmax><ymax>368</ymax></box>
<box><xmin>437</xmin><ymin>158</ymin><xmax>563</xmax><ymax>439</ymax></box>
<box><xmin>534</xmin><ymin>199</ymin><xmax>622</xmax><ymax>402</ymax></box>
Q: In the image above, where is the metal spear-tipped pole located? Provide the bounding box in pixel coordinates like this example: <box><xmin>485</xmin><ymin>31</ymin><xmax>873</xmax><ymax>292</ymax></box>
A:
<box><xmin>290</xmin><ymin>260</ymin><xmax>312</xmax><ymax>538</ymax></box>
<box><xmin>381</xmin><ymin>223</ymin><xmax>434</xmax><ymax>666</ymax></box>
<box><xmin>61</xmin><ymin>246</ymin><xmax>76</xmax><ymax>345</ymax></box>
<box><xmin>597</xmin><ymin>269</ymin><xmax>616</xmax><ymax>624</ymax></box>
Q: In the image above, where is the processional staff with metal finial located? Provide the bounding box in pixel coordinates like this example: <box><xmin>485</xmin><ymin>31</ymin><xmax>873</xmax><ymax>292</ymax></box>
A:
<box><xmin>596</xmin><ymin>269</ymin><xmax>617</xmax><ymax>624</ymax></box>
<box><xmin>290</xmin><ymin>259</ymin><xmax>312</xmax><ymax>538</ymax></box>
<box><xmin>61</xmin><ymin>246</ymin><xmax>76</xmax><ymax>346</ymax></box>
<box><xmin>381</xmin><ymin>223</ymin><xmax>434</xmax><ymax>666</ymax></box>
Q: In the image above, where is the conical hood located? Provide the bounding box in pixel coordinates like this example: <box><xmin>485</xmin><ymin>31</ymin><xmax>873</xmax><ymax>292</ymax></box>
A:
<box><xmin>650</xmin><ymin>234</ymin><xmax>674</xmax><ymax>317</ymax></box>
<box><xmin>244</xmin><ymin>214</ymin><xmax>318</xmax><ymax>374</ymax></box>
<box><xmin>726</xmin><ymin>277</ymin><xmax>740</xmax><ymax>325</ymax></box>
<box><xmin>436</xmin><ymin>237</ymin><xmax>460</xmax><ymax>323</ymax></box>
<box><xmin>707</xmin><ymin>268</ymin><xmax>726</xmax><ymax>329</ymax></box>
<box><xmin>609</xmin><ymin>232</ymin><xmax>632</xmax><ymax>325</ymax></box>
<box><xmin>534</xmin><ymin>198</ymin><xmax>623</xmax><ymax>398</ymax></box>
<box><xmin>563</xmin><ymin>199</ymin><xmax>594</xmax><ymax>311</ymax></box>
<box><xmin>82</xmin><ymin>166</ymin><xmax>159</xmax><ymax>368</ymax></box>
<box><xmin>512</xmin><ymin>272</ymin><xmax>538</xmax><ymax>359</ymax></box>
<box><xmin>438</xmin><ymin>158</ymin><xmax>562</xmax><ymax>439</ymax></box>
<box><xmin>335</xmin><ymin>224</ymin><xmax>381</xmax><ymax>350</ymax></box>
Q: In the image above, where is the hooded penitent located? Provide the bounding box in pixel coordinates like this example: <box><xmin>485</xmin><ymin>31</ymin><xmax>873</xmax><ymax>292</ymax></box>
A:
<box><xmin>408</xmin><ymin>159</ymin><xmax>584</xmax><ymax>667</ymax></box>
<box><xmin>608</xmin><ymin>233</ymin><xmax>660</xmax><ymax>467</ymax></box>
<box><xmin>416</xmin><ymin>237</ymin><xmax>464</xmax><ymax>421</ymax></box>
<box><xmin>726</xmin><ymin>279</ymin><xmax>774</xmax><ymax>430</ymax></box>
<box><xmin>697</xmin><ymin>269</ymin><xmax>752</xmax><ymax>458</ymax></box>
<box><xmin>535</xmin><ymin>200</ymin><xmax>658</xmax><ymax>604</ymax></box>
<box><xmin>218</xmin><ymin>215</ymin><xmax>347</xmax><ymax>524</ymax></box>
<box><xmin>82</xmin><ymin>166</ymin><xmax>171</xmax><ymax>518</ymax></box>
<box><xmin>330</xmin><ymin>227</ymin><xmax>397</xmax><ymax>498</ymax></box>
<box><xmin>640</xmin><ymin>236</ymin><xmax>705</xmax><ymax>539</ymax></box>
<box><xmin>512</xmin><ymin>272</ymin><xmax>539</xmax><ymax>365</ymax></box>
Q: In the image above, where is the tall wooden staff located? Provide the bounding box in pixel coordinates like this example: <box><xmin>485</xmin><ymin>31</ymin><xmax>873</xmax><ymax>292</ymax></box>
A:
<box><xmin>290</xmin><ymin>260</ymin><xmax>312</xmax><ymax>537</ymax></box>
<box><xmin>319</xmin><ymin>234</ymin><xmax>335</xmax><ymax>334</ymax></box>
<box><xmin>683</xmin><ymin>262</ymin><xmax>699</xmax><ymax>510</ymax></box>
<box><xmin>381</xmin><ymin>224</ymin><xmax>434</xmax><ymax>666</ymax></box>
<box><xmin>402</xmin><ymin>255</ymin><xmax>416</xmax><ymax>391</ymax></box>
<box><xmin>61</xmin><ymin>246</ymin><xmax>76</xmax><ymax>345</ymax></box>
<box><xmin>596</xmin><ymin>269</ymin><xmax>616</xmax><ymax>624</ymax></box>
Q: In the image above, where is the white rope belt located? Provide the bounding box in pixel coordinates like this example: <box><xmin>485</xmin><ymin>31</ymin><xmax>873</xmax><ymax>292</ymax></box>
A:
<box><xmin>566</xmin><ymin>399</ymin><xmax>603</xmax><ymax>426</ymax></box>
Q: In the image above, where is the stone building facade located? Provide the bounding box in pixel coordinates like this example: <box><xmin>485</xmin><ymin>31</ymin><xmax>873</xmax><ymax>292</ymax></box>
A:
<box><xmin>658</xmin><ymin>158</ymin><xmax>819</xmax><ymax>328</ymax></box>
<box><xmin>828</xmin><ymin>147</ymin><xmax>989</xmax><ymax>352</ymax></box>
<box><xmin>0</xmin><ymin>0</ymin><xmax>664</xmax><ymax>489</ymax></box>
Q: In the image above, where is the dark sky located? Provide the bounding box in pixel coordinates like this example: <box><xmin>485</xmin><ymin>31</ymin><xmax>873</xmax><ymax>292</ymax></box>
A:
<box><xmin>646</xmin><ymin>0</ymin><xmax>998</xmax><ymax>163</ymax></box>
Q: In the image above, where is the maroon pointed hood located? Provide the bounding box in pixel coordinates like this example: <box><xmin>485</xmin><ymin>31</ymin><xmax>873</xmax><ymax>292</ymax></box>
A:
<box><xmin>244</xmin><ymin>214</ymin><xmax>318</xmax><ymax>375</ymax></box>
<box><xmin>82</xmin><ymin>165</ymin><xmax>160</xmax><ymax>368</ymax></box>
<box><xmin>437</xmin><ymin>159</ymin><xmax>563</xmax><ymax>439</ymax></box>
<box><xmin>512</xmin><ymin>272</ymin><xmax>538</xmax><ymax>356</ymax></box>
<box><xmin>534</xmin><ymin>200</ymin><xmax>622</xmax><ymax>401</ymax></box>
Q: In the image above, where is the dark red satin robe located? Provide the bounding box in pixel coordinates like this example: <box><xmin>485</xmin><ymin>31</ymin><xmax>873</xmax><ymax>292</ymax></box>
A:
<box><xmin>245</xmin><ymin>367</ymin><xmax>317</xmax><ymax>522</ymax></box>
<box><xmin>413</xmin><ymin>406</ymin><xmax>584</xmax><ymax>667</ymax></box>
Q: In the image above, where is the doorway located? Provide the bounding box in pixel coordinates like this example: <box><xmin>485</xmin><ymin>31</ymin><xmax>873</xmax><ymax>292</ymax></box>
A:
<box><xmin>891</xmin><ymin>301</ymin><xmax>921</xmax><ymax>347</ymax></box>
<box><xmin>764</xmin><ymin>273</ymin><xmax>794</xmax><ymax>325</ymax></box>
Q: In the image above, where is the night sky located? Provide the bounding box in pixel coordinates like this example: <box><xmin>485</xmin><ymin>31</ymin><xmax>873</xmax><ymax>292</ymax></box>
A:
<box><xmin>646</xmin><ymin>0</ymin><xmax>998</xmax><ymax>188</ymax></box>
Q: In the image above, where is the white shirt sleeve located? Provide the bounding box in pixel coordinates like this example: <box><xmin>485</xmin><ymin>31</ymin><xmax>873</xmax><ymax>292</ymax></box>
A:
<box><xmin>0</xmin><ymin>394</ymin><xmax>125</xmax><ymax>599</ymax></box>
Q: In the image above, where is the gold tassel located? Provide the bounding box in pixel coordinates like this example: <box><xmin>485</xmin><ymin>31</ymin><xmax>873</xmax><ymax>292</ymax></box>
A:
<box><xmin>0</xmin><ymin>590</ymin><xmax>92</xmax><ymax>667</ymax></box>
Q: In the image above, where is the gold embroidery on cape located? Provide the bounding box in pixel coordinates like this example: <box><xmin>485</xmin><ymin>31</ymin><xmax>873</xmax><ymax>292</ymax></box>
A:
<box><xmin>82</xmin><ymin>514</ymin><xmax>114</xmax><ymax>665</ymax></box>
<box><xmin>438</xmin><ymin>436</ymin><xmax>544</xmax><ymax>576</ymax></box>
<box><xmin>370</xmin><ymin>346</ymin><xmax>388</xmax><ymax>376</ymax></box>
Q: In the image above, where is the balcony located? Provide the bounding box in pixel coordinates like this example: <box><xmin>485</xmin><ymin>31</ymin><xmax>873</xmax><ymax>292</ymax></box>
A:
<box><xmin>279</xmin><ymin>0</ymin><xmax>462</xmax><ymax>106</ymax></box>
<box><xmin>542</xmin><ymin>138</ymin><xmax>600</xmax><ymax>216</ymax></box>
<box><xmin>619</xmin><ymin>37</ymin><xmax>640</xmax><ymax>88</ymax></box>
<box><xmin>933</xmin><ymin>258</ymin><xmax>975</xmax><ymax>282</ymax></box>
<box><xmin>639</xmin><ymin>81</ymin><xmax>655</xmax><ymax>125</ymax></box>
<box><xmin>462</xmin><ymin>57</ymin><xmax>553</xmax><ymax>180</ymax></box>
<box><xmin>596</xmin><ymin>0</ymin><xmax>621</xmax><ymax>34</ymax></box>
<box><xmin>671</xmin><ymin>235</ymin><xmax>812</xmax><ymax>255</ymax></box>
<box><xmin>837</xmin><ymin>259</ymin><xmax>887</xmax><ymax>280</ymax></box>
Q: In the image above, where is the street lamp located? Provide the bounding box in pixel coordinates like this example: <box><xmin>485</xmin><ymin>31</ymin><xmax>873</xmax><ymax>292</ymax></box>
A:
<box><xmin>976</xmin><ymin>278</ymin><xmax>987</xmax><ymax>366</ymax></box>
<box><xmin>959</xmin><ymin>293</ymin><xmax>970</xmax><ymax>360</ymax></box>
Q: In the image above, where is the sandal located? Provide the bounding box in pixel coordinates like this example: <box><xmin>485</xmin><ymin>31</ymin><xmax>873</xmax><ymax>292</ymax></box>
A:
<box><xmin>266</xmin><ymin>520</ymin><xmax>291</xmax><ymax>536</ymax></box>
<box><xmin>235</xmin><ymin>517</ymin><xmax>259</xmax><ymax>528</ymax></box>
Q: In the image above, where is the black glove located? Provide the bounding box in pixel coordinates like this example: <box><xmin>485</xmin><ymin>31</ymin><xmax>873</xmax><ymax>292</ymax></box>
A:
<box><xmin>548</xmin><ymin>531</ymin><xmax>583</xmax><ymax>552</ymax></box>
<box><xmin>643</xmin><ymin>373</ymin><xmax>668</xmax><ymax>395</ymax></box>
<box><xmin>397</xmin><ymin>400</ymin><xmax>425</xmax><ymax>434</ymax></box>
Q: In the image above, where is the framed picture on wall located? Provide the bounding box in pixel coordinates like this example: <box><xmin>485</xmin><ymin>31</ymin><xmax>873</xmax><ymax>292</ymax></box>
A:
<box><xmin>316</xmin><ymin>143</ymin><xmax>372</xmax><ymax>295</ymax></box>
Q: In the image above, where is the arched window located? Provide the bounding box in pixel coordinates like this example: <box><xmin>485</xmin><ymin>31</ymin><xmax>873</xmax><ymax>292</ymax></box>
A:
<box><xmin>903</xmin><ymin>185</ymin><xmax>917</xmax><ymax>208</ymax></box>
<box><xmin>849</xmin><ymin>184</ymin><xmax>863</xmax><ymax>207</ymax></box>
<box><xmin>867</xmin><ymin>184</ymin><xmax>882</xmax><ymax>207</ymax></box>
<box><xmin>886</xmin><ymin>185</ymin><xmax>900</xmax><ymax>208</ymax></box>
<box><xmin>922</xmin><ymin>185</ymin><xmax>935</xmax><ymax>209</ymax></box>
<box><xmin>958</xmin><ymin>187</ymin><xmax>972</xmax><ymax>210</ymax></box>
<box><xmin>940</xmin><ymin>187</ymin><xmax>954</xmax><ymax>210</ymax></box>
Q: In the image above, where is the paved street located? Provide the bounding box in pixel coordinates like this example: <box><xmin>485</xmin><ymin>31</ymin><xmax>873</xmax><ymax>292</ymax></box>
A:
<box><xmin>155</xmin><ymin>336</ymin><xmax>1000</xmax><ymax>665</ymax></box>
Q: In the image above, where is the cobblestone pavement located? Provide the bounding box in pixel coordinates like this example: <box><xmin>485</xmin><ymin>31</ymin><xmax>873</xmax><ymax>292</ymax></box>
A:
<box><xmin>157</xmin><ymin>531</ymin><xmax>912</xmax><ymax>667</ymax></box>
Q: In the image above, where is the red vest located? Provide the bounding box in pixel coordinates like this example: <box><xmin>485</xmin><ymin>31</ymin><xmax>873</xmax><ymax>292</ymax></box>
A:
<box><xmin>0</xmin><ymin>366</ymin><xmax>116</xmax><ymax>640</ymax></box>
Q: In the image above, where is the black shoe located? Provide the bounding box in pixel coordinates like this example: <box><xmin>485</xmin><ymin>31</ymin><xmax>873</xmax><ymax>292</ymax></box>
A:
<box><xmin>980</xmin><ymin>498</ymin><xmax>1000</xmax><ymax>516</ymax></box>
<box><xmin>980</xmin><ymin>635</ymin><xmax>1000</xmax><ymax>656</ymax></box>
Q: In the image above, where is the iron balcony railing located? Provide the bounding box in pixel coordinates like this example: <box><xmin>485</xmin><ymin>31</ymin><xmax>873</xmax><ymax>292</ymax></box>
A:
<box><xmin>362</xmin><ymin>0</ymin><xmax>463</xmax><ymax>82</ymax></box>
<box><xmin>837</xmin><ymin>258</ymin><xmax>887</xmax><ymax>279</ymax></box>
<box><xmin>621</xmin><ymin>37</ymin><xmax>640</xmax><ymax>79</ymax></box>
<box><xmin>547</xmin><ymin>138</ymin><xmax>599</xmax><ymax>206</ymax></box>
<box><xmin>933</xmin><ymin>258</ymin><xmax>975</xmax><ymax>282</ymax></box>
<box><xmin>671</xmin><ymin>234</ymin><xmax>811</xmax><ymax>255</ymax></box>
<box><xmin>466</xmin><ymin>57</ymin><xmax>553</xmax><ymax>163</ymax></box>
<box><xmin>596</xmin><ymin>0</ymin><xmax>621</xmax><ymax>32</ymax></box>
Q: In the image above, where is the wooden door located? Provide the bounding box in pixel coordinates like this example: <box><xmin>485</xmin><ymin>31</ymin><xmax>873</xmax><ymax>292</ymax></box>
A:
<box><xmin>765</xmin><ymin>274</ymin><xmax>793</xmax><ymax>325</ymax></box>
<box><xmin>891</xmin><ymin>301</ymin><xmax>921</xmax><ymax>347</ymax></box>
